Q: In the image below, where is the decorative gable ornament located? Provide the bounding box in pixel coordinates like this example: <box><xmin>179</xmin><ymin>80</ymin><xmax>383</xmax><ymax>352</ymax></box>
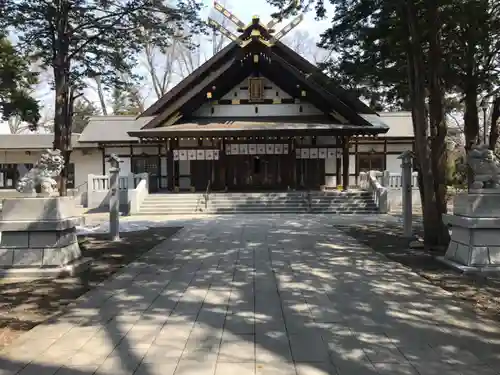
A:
<box><xmin>207</xmin><ymin>1</ymin><xmax>304</xmax><ymax>48</ymax></box>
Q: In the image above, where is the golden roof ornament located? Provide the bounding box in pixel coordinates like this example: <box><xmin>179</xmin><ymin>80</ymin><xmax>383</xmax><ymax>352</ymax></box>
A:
<box><xmin>207</xmin><ymin>1</ymin><xmax>304</xmax><ymax>48</ymax></box>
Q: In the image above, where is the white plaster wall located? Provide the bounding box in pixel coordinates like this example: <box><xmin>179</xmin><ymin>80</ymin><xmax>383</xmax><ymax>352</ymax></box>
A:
<box><xmin>194</xmin><ymin>75</ymin><xmax>323</xmax><ymax>117</ymax></box>
<box><xmin>71</xmin><ymin>149</ymin><xmax>103</xmax><ymax>187</ymax></box>
<box><xmin>349</xmin><ymin>155</ymin><xmax>356</xmax><ymax>174</ymax></box>
<box><xmin>386</xmin><ymin>155</ymin><xmax>402</xmax><ymax>174</ymax></box>
<box><xmin>221</xmin><ymin>77</ymin><xmax>293</xmax><ymax>100</ymax></box>
<box><xmin>104</xmin><ymin>157</ymin><xmax>131</xmax><ymax>176</ymax></box>
<box><xmin>386</xmin><ymin>142</ymin><xmax>413</xmax><ymax>153</ymax></box>
<box><xmin>385</xmin><ymin>143</ymin><xmax>412</xmax><ymax>174</ymax></box>
<box><xmin>194</xmin><ymin>103</ymin><xmax>323</xmax><ymax>117</ymax></box>
<box><xmin>0</xmin><ymin>149</ymin><xmax>103</xmax><ymax>189</ymax></box>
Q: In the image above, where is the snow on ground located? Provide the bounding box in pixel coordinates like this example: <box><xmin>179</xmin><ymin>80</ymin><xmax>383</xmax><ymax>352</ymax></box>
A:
<box><xmin>75</xmin><ymin>214</ymin><xmax>215</xmax><ymax>234</ymax></box>
<box><xmin>75</xmin><ymin>213</ymin><xmax>406</xmax><ymax>235</ymax></box>
<box><xmin>76</xmin><ymin>220</ymin><xmax>177</xmax><ymax>234</ymax></box>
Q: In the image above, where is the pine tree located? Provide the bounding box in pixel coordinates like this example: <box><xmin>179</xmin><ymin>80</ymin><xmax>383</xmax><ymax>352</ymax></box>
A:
<box><xmin>0</xmin><ymin>36</ymin><xmax>39</xmax><ymax>126</ymax></box>
<box><xmin>1</xmin><ymin>0</ymin><xmax>203</xmax><ymax>194</ymax></box>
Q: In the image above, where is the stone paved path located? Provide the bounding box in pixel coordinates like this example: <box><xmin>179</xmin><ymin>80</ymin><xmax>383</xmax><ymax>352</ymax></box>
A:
<box><xmin>2</xmin><ymin>215</ymin><xmax>500</xmax><ymax>375</ymax></box>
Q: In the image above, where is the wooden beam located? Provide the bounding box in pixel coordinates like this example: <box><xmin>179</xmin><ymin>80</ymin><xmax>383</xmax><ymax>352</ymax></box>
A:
<box><xmin>267</xmin><ymin>53</ymin><xmax>372</xmax><ymax>126</ymax></box>
<box><xmin>213</xmin><ymin>1</ymin><xmax>245</xmax><ymax>29</ymax></box>
<box><xmin>383</xmin><ymin>138</ymin><xmax>388</xmax><ymax>170</ymax></box>
<box><xmin>162</xmin><ymin>112</ymin><xmax>183</xmax><ymax>127</ymax></box>
<box><xmin>140</xmin><ymin>44</ymin><xmax>237</xmax><ymax>118</ymax></box>
<box><xmin>268</xmin><ymin>14</ymin><xmax>304</xmax><ymax>45</ymax></box>
<box><xmin>355</xmin><ymin>137</ymin><xmax>359</xmax><ymax>186</ymax></box>
<box><xmin>140</xmin><ymin>57</ymin><xmax>240</xmax><ymax>129</ymax></box>
<box><xmin>272</xmin><ymin>41</ymin><xmax>375</xmax><ymax>114</ymax></box>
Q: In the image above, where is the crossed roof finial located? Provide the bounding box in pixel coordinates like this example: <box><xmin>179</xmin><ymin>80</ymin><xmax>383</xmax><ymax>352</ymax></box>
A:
<box><xmin>208</xmin><ymin>1</ymin><xmax>303</xmax><ymax>48</ymax></box>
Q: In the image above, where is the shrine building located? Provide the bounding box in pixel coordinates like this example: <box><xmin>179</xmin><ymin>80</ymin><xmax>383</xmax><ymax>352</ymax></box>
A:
<box><xmin>0</xmin><ymin>4</ymin><xmax>416</xmax><ymax>194</ymax></box>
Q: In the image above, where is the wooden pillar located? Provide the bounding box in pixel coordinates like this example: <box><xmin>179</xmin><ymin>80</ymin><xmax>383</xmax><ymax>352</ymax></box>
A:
<box><xmin>342</xmin><ymin>136</ymin><xmax>350</xmax><ymax>191</ymax></box>
<box><xmin>335</xmin><ymin>136</ymin><xmax>341</xmax><ymax>187</ymax></box>
<box><xmin>174</xmin><ymin>138</ymin><xmax>180</xmax><ymax>189</ymax></box>
<box><xmin>100</xmin><ymin>146</ymin><xmax>106</xmax><ymax>175</ymax></box>
<box><xmin>354</xmin><ymin>137</ymin><xmax>359</xmax><ymax>186</ymax></box>
<box><xmin>292</xmin><ymin>139</ymin><xmax>298</xmax><ymax>189</ymax></box>
<box><xmin>383</xmin><ymin>138</ymin><xmax>388</xmax><ymax>170</ymax></box>
<box><xmin>166</xmin><ymin>139</ymin><xmax>174</xmax><ymax>191</ymax></box>
<box><xmin>221</xmin><ymin>138</ymin><xmax>227</xmax><ymax>191</ymax></box>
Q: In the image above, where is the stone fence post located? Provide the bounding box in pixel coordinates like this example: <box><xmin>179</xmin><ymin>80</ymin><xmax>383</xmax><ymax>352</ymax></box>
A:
<box><xmin>382</xmin><ymin>170</ymin><xmax>390</xmax><ymax>187</ymax></box>
<box><xmin>398</xmin><ymin>151</ymin><xmax>414</xmax><ymax>238</ymax></box>
<box><xmin>107</xmin><ymin>154</ymin><xmax>122</xmax><ymax>242</ymax></box>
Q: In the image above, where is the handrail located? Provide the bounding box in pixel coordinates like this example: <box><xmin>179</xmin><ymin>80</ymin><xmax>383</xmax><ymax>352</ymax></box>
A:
<box><xmin>68</xmin><ymin>181</ymin><xmax>88</xmax><ymax>197</ymax></box>
<box><xmin>307</xmin><ymin>189</ymin><xmax>312</xmax><ymax>211</ymax></box>
<box><xmin>360</xmin><ymin>171</ymin><xmax>388</xmax><ymax>213</ymax></box>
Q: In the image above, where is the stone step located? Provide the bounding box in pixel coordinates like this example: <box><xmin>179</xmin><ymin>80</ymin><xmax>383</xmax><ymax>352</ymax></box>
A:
<box><xmin>138</xmin><ymin>190</ymin><xmax>380</xmax><ymax>215</ymax></box>
<box><xmin>137</xmin><ymin>209</ymin><xmax>379</xmax><ymax>215</ymax></box>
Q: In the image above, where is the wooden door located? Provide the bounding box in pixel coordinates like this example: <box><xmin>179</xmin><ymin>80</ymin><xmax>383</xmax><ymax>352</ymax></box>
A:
<box><xmin>296</xmin><ymin>159</ymin><xmax>325</xmax><ymax>189</ymax></box>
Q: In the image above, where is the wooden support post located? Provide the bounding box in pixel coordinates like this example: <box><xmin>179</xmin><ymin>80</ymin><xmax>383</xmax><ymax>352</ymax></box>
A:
<box><xmin>167</xmin><ymin>139</ymin><xmax>174</xmax><ymax>191</ymax></box>
<box><xmin>383</xmin><ymin>138</ymin><xmax>388</xmax><ymax>170</ymax></box>
<box><xmin>342</xmin><ymin>136</ymin><xmax>350</xmax><ymax>191</ymax></box>
<box><xmin>335</xmin><ymin>137</ymin><xmax>341</xmax><ymax>187</ymax></box>
<box><xmin>354</xmin><ymin>137</ymin><xmax>359</xmax><ymax>186</ymax></box>
<box><xmin>221</xmin><ymin>139</ymin><xmax>228</xmax><ymax>191</ymax></box>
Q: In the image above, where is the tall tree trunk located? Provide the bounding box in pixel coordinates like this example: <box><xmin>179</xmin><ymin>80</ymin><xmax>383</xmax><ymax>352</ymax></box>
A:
<box><xmin>53</xmin><ymin>1</ymin><xmax>71</xmax><ymax>196</ymax></box>
<box><xmin>463</xmin><ymin>82</ymin><xmax>480</xmax><ymax>148</ymax></box>
<box><xmin>403</xmin><ymin>0</ymin><xmax>443</xmax><ymax>248</ymax></box>
<box><xmin>426</xmin><ymin>0</ymin><xmax>450</xmax><ymax>246</ymax></box>
<box><xmin>489</xmin><ymin>97</ymin><xmax>500</xmax><ymax>150</ymax></box>
<box><xmin>53</xmin><ymin>61</ymin><xmax>71</xmax><ymax>196</ymax></box>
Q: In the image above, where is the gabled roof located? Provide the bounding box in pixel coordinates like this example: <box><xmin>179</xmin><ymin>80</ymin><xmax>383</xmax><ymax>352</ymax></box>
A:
<box><xmin>136</xmin><ymin>38</ymin><xmax>383</xmax><ymax>129</ymax></box>
<box><xmin>139</xmin><ymin>42</ymin><xmax>237</xmax><ymax>118</ymax></box>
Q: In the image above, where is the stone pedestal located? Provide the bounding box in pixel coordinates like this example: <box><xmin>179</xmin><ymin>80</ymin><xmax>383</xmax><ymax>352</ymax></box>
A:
<box><xmin>439</xmin><ymin>190</ymin><xmax>500</xmax><ymax>272</ymax></box>
<box><xmin>0</xmin><ymin>197</ymin><xmax>89</xmax><ymax>278</ymax></box>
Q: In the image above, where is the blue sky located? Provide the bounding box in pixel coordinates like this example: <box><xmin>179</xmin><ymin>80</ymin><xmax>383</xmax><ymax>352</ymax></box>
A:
<box><xmin>0</xmin><ymin>0</ymin><xmax>333</xmax><ymax>134</ymax></box>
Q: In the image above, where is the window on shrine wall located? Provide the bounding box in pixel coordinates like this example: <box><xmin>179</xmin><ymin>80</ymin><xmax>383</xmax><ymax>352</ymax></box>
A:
<box><xmin>248</xmin><ymin>78</ymin><xmax>264</xmax><ymax>102</ymax></box>
<box><xmin>0</xmin><ymin>163</ymin><xmax>34</xmax><ymax>189</ymax></box>
<box><xmin>358</xmin><ymin>154</ymin><xmax>384</xmax><ymax>172</ymax></box>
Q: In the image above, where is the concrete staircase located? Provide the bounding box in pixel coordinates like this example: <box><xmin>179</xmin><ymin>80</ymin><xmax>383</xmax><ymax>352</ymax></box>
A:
<box><xmin>137</xmin><ymin>190</ymin><xmax>379</xmax><ymax>215</ymax></box>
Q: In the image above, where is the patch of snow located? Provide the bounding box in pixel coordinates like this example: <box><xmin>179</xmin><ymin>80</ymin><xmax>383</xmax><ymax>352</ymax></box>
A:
<box><xmin>76</xmin><ymin>220</ymin><xmax>172</xmax><ymax>235</ymax></box>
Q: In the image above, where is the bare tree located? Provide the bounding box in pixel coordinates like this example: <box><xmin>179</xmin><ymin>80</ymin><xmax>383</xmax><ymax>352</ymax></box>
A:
<box><xmin>139</xmin><ymin>0</ymin><xmax>233</xmax><ymax>100</ymax></box>
<box><xmin>8</xmin><ymin>116</ymin><xmax>28</xmax><ymax>134</ymax></box>
<box><xmin>283</xmin><ymin>30</ymin><xmax>328</xmax><ymax>64</ymax></box>
<box><xmin>92</xmin><ymin>76</ymin><xmax>108</xmax><ymax>115</ymax></box>
<box><xmin>143</xmin><ymin>35</ymin><xmax>184</xmax><ymax>99</ymax></box>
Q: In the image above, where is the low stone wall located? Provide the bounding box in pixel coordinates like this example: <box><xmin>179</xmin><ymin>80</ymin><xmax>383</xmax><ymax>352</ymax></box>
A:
<box><xmin>0</xmin><ymin>197</ymin><xmax>84</xmax><ymax>273</ymax></box>
<box><xmin>86</xmin><ymin>173</ymin><xmax>149</xmax><ymax>214</ymax></box>
<box><xmin>387</xmin><ymin>189</ymin><xmax>422</xmax><ymax>211</ymax></box>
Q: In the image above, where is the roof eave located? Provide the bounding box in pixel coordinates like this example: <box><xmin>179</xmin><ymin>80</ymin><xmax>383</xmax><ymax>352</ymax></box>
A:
<box><xmin>128</xmin><ymin>125</ymin><xmax>388</xmax><ymax>139</ymax></box>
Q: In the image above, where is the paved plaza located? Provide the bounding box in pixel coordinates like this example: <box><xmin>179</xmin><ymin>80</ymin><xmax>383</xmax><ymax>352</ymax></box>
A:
<box><xmin>1</xmin><ymin>215</ymin><xmax>500</xmax><ymax>375</ymax></box>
